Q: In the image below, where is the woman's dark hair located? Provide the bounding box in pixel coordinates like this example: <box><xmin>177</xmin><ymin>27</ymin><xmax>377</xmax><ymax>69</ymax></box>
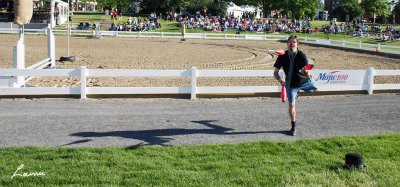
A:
<box><xmin>287</xmin><ymin>35</ymin><xmax>299</xmax><ymax>43</ymax></box>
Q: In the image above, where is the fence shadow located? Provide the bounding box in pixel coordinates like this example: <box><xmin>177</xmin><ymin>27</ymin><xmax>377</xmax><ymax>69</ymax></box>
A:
<box><xmin>66</xmin><ymin>120</ymin><xmax>290</xmax><ymax>147</ymax></box>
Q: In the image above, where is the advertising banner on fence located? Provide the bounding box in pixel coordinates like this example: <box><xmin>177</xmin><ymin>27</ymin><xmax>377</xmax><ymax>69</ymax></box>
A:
<box><xmin>312</xmin><ymin>70</ymin><xmax>367</xmax><ymax>86</ymax></box>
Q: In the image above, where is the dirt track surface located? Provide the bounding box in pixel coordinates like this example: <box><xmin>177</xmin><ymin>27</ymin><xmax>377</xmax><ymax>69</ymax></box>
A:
<box><xmin>1</xmin><ymin>35</ymin><xmax>399</xmax><ymax>147</ymax></box>
<box><xmin>1</xmin><ymin>34</ymin><xmax>399</xmax><ymax>87</ymax></box>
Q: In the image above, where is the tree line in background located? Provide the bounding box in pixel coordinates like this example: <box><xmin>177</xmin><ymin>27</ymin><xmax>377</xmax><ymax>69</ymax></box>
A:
<box><xmin>82</xmin><ymin>0</ymin><xmax>400</xmax><ymax>23</ymax></box>
<box><xmin>333</xmin><ymin>0</ymin><xmax>399</xmax><ymax>23</ymax></box>
<box><xmin>119</xmin><ymin>0</ymin><xmax>324</xmax><ymax>20</ymax></box>
<box><xmin>0</xmin><ymin>0</ymin><xmax>399</xmax><ymax>23</ymax></box>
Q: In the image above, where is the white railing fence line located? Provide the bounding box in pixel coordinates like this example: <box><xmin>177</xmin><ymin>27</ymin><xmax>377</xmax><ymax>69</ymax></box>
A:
<box><xmin>301</xmin><ymin>37</ymin><xmax>400</xmax><ymax>54</ymax></box>
<box><xmin>2</xmin><ymin>28</ymin><xmax>399</xmax><ymax>54</ymax></box>
<box><xmin>0</xmin><ymin>67</ymin><xmax>399</xmax><ymax>99</ymax></box>
<box><xmin>9</xmin><ymin>27</ymin><xmax>55</xmax><ymax>87</ymax></box>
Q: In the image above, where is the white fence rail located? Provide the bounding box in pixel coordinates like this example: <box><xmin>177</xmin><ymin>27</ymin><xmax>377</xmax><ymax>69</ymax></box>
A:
<box><xmin>9</xmin><ymin>28</ymin><xmax>56</xmax><ymax>87</ymax></box>
<box><xmin>2</xmin><ymin>28</ymin><xmax>399</xmax><ymax>54</ymax></box>
<box><xmin>302</xmin><ymin>37</ymin><xmax>400</xmax><ymax>54</ymax></box>
<box><xmin>0</xmin><ymin>67</ymin><xmax>398</xmax><ymax>99</ymax></box>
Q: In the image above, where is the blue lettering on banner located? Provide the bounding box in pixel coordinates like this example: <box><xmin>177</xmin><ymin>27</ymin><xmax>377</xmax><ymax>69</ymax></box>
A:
<box><xmin>315</xmin><ymin>71</ymin><xmax>349</xmax><ymax>84</ymax></box>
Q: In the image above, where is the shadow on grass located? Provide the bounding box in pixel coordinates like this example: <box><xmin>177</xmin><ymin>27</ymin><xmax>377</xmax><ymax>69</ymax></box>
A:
<box><xmin>66</xmin><ymin>120</ymin><xmax>291</xmax><ymax>147</ymax></box>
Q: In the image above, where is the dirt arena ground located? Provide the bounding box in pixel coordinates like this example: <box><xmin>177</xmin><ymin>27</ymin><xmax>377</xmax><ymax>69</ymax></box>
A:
<box><xmin>1</xmin><ymin>34</ymin><xmax>399</xmax><ymax>87</ymax></box>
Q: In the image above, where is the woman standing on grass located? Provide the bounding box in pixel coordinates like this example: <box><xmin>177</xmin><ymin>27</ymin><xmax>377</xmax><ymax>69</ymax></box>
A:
<box><xmin>273</xmin><ymin>35</ymin><xmax>317</xmax><ymax>136</ymax></box>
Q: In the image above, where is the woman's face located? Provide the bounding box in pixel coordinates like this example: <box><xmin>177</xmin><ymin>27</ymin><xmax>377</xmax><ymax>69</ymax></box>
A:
<box><xmin>287</xmin><ymin>38</ymin><xmax>298</xmax><ymax>52</ymax></box>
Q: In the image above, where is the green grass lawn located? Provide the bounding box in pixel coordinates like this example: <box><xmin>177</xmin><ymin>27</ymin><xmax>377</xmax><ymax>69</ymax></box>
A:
<box><xmin>1</xmin><ymin>133</ymin><xmax>399</xmax><ymax>186</ymax></box>
<box><xmin>70</xmin><ymin>14</ymin><xmax>107</xmax><ymax>24</ymax></box>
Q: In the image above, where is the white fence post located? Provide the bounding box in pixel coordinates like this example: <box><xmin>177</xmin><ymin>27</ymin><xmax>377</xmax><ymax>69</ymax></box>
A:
<box><xmin>50</xmin><ymin>0</ymin><xmax>55</xmax><ymax>28</ymax></box>
<box><xmin>224</xmin><ymin>33</ymin><xmax>227</xmax><ymax>39</ymax></box>
<box><xmin>191</xmin><ymin>67</ymin><xmax>197</xmax><ymax>100</ymax></box>
<box><xmin>13</xmin><ymin>45</ymin><xmax>25</xmax><ymax>87</ymax></box>
<box><xmin>47</xmin><ymin>28</ymin><xmax>56</xmax><ymax>68</ymax></box>
<box><xmin>203</xmin><ymin>33</ymin><xmax>206</xmax><ymax>39</ymax></box>
<box><xmin>80</xmin><ymin>66</ymin><xmax>87</xmax><ymax>99</ymax></box>
<box><xmin>342</xmin><ymin>40</ymin><xmax>346</xmax><ymax>47</ymax></box>
<box><xmin>359</xmin><ymin>41</ymin><xmax>362</xmax><ymax>48</ymax></box>
<box><xmin>264</xmin><ymin>34</ymin><xmax>267</xmax><ymax>41</ymax></box>
<box><xmin>161</xmin><ymin>32</ymin><xmax>164</xmax><ymax>38</ymax></box>
<box><xmin>13</xmin><ymin>30</ymin><xmax>25</xmax><ymax>87</ymax></box>
<box><xmin>367</xmin><ymin>67</ymin><xmax>374</xmax><ymax>95</ymax></box>
<box><xmin>245</xmin><ymin>34</ymin><xmax>247</xmax><ymax>40</ymax></box>
<box><xmin>377</xmin><ymin>43</ymin><xmax>381</xmax><ymax>54</ymax></box>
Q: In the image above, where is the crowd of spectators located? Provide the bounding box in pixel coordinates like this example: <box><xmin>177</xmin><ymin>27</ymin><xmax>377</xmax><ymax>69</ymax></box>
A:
<box><xmin>314</xmin><ymin>19</ymin><xmax>398</xmax><ymax>41</ymax></box>
<box><xmin>109</xmin><ymin>12</ymin><xmax>162</xmax><ymax>31</ymax></box>
<box><xmin>102</xmin><ymin>10</ymin><xmax>400</xmax><ymax>41</ymax></box>
<box><xmin>178</xmin><ymin>14</ymin><xmax>315</xmax><ymax>34</ymax></box>
<box><xmin>176</xmin><ymin>14</ymin><xmax>400</xmax><ymax>41</ymax></box>
<box><xmin>373</xmin><ymin>25</ymin><xmax>399</xmax><ymax>41</ymax></box>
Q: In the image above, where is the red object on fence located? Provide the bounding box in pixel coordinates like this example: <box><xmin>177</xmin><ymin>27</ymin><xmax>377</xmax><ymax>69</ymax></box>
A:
<box><xmin>281</xmin><ymin>85</ymin><xmax>287</xmax><ymax>102</ymax></box>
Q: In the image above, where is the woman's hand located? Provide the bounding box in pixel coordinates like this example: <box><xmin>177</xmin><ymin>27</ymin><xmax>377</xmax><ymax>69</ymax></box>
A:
<box><xmin>304</xmin><ymin>69</ymin><xmax>311</xmax><ymax>78</ymax></box>
<box><xmin>300</xmin><ymin>69</ymin><xmax>311</xmax><ymax>78</ymax></box>
<box><xmin>279</xmin><ymin>79</ymin><xmax>285</xmax><ymax>86</ymax></box>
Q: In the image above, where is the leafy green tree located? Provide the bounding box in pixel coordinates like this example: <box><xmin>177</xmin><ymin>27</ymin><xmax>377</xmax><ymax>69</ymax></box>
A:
<box><xmin>159</xmin><ymin>0</ymin><xmax>177</xmax><ymax>12</ymax></box>
<box><xmin>139</xmin><ymin>0</ymin><xmax>225</xmax><ymax>15</ymax></box>
<box><xmin>232</xmin><ymin>0</ymin><xmax>279</xmax><ymax>18</ymax></box>
<box><xmin>141</xmin><ymin>0</ymin><xmax>161</xmax><ymax>12</ymax></box>
<box><xmin>177</xmin><ymin>0</ymin><xmax>213</xmax><ymax>13</ymax></box>
<box><xmin>95</xmin><ymin>0</ymin><xmax>130</xmax><ymax>11</ymax></box>
<box><xmin>232</xmin><ymin>0</ymin><xmax>321</xmax><ymax>19</ymax></box>
<box><xmin>332</xmin><ymin>0</ymin><xmax>364</xmax><ymax>22</ymax></box>
<box><xmin>281</xmin><ymin>0</ymin><xmax>322</xmax><ymax>19</ymax></box>
<box><xmin>157</xmin><ymin>0</ymin><xmax>228</xmax><ymax>16</ymax></box>
<box><xmin>394</xmin><ymin>2</ymin><xmax>400</xmax><ymax>24</ymax></box>
<box><xmin>361</xmin><ymin>0</ymin><xmax>390</xmax><ymax>23</ymax></box>
<box><xmin>207</xmin><ymin>0</ymin><xmax>228</xmax><ymax>16</ymax></box>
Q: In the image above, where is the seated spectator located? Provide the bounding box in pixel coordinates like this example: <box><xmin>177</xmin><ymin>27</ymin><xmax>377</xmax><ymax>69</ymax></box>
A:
<box><xmin>156</xmin><ymin>22</ymin><xmax>161</xmax><ymax>29</ymax></box>
<box><xmin>78</xmin><ymin>22</ymin><xmax>84</xmax><ymax>30</ymax></box>
<box><xmin>221</xmin><ymin>25</ymin><xmax>226</xmax><ymax>31</ymax></box>
<box><xmin>388</xmin><ymin>30</ymin><xmax>393</xmax><ymax>42</ymax></box>
<box><xmin>128</xmin><ymin>17</ymin><xmax>133</xmax><ymax>25</ymax></box>
<box><xmin>82</xmin><ymin>23</ymin><xmax>89</xmax><ymax>30</ymax></box>
<box><xmin>149</xmin><ymin>22</ymin><xmax>156</xmax><ymax>30</ymax></box>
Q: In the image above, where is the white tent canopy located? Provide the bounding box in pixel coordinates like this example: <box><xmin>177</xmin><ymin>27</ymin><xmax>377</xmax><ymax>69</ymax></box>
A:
<box><xmin>226</xmin><ymin>2</ymin><xmax>261</xmax><ymax>19</ymax></box>
<box><xmin>34</xmin><ymin>0</ymin><xmax>69</xmax><ymax>27</ymax></box>
<box><xmin>79</xmin><ymin>1</ymin><xmax>97</xmax><ymax>11</ymax></box>
<box><xmin>51</xmin><ymin>0</ymin><xmax>69</xmax><ymax>27</ymax></box>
